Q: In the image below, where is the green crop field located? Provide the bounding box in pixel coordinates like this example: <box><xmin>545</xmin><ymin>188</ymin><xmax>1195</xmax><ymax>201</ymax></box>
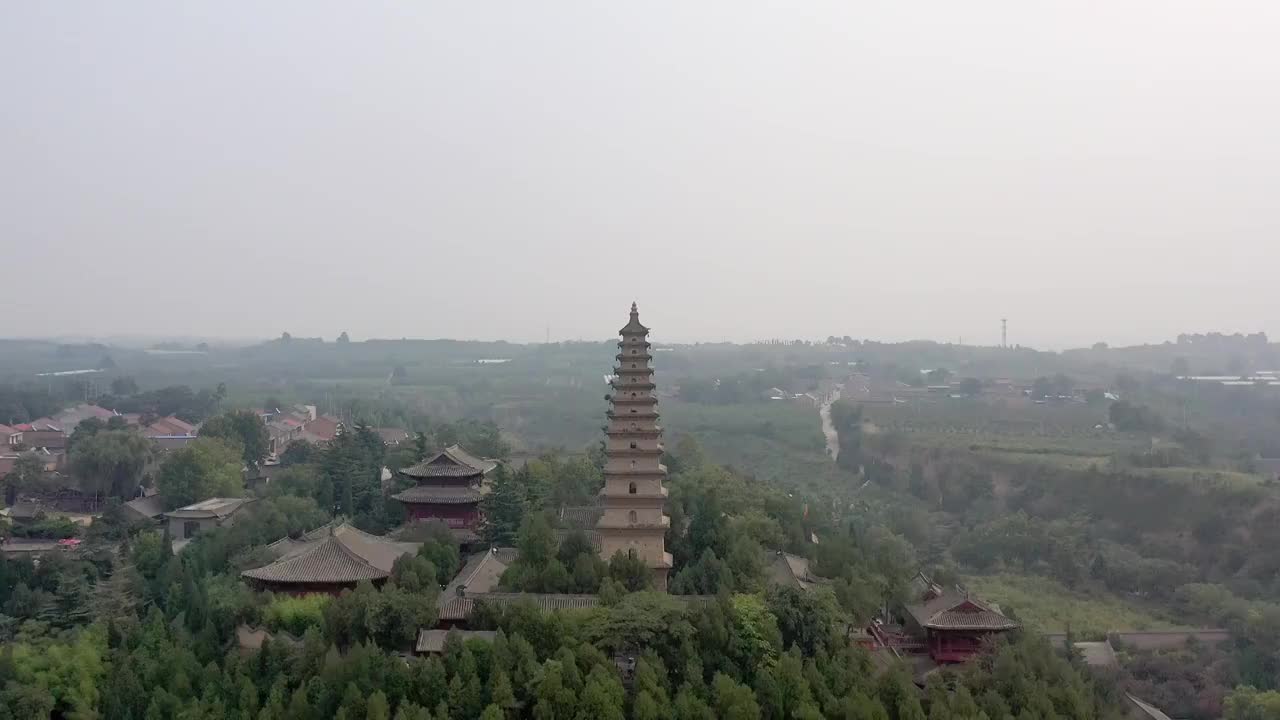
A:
<box><xmin>965</xmin><ymin>573</ymin><xmax>1185</xmax><ymax>638</ymax></box>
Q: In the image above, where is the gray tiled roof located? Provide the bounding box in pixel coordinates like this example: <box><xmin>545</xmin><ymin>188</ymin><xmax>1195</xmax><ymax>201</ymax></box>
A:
<box><xmin>439</xmin><ymin>593</ymin><xmax>601</xmax><ymax>621</ymax></box>
<box><xmin>905</xmin><ymin>573</ymin><xmax>1018</xmax><ymax>632</ymax></box>
<box><xmin>764</xmin><ymin>550</ymin><xmax>823</xmax><ymax>592</ymax></box>
<box><xmin>558</xmin><ymin>504</ymin><xmax>604</xmax><ymax>530</ymax></box>
<box><xmin>416</xmin><ymin>629</ymin><xmax>496</xmax><ymax>654</ymax></box>
<box><xmin>400</xmin><ymin>445</ymin><xmax>496</xmax><ymax>479</ymax></box>
<box><xmin>437</xmin><ymin>592</ymin><xmax>717</xmax><ymax>622</ymax></box>
<box><xmin>556</xmin><ymin>529</ymin><xmax>601</xmax><ymax>552</ymax></box>
<box><xmin>440</xmin><ymin>549</ymin><xmax>516</xmax><ymax>604</ymax></box>
<box><xmin>391</xmin><ymin>485</ymin><xmax>484</xmax><ymax>504</ymax></box>
<box><xmin>1126</xmin><ymin>694</ymin><xmax>1174</xmax><ymax>720</ymax></box>
<box><xmin>243</xmin><ymin>523</ymin><xmax>420</xmax><ymax>585</ymax></box>
<box><xmin>122</xmin><ymin>494</ymin><xmax>166</xmax><ymax>520</ymax></box>
<box><xmin>165</xmin><ymin>497</ymin><xmax>251</xmax><ymax>520</ymax></box>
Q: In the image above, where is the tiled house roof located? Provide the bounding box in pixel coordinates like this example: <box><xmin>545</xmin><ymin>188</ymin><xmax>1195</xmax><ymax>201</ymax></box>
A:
<box><xmin>122</xmin><ymin>494</ymin><xmax>166</xmax><ymax>521</ymax></box>
<box><xmin>391</xmin><ymin>485</ymin><xmax>485</xmax><ymax>504</ymax></box>
<box><xmin>764</xmin><ymin>550</ymin><xmax>823</xmax><ymax>592</ymax></box>
<box><xmin>904</xmin><ymin>573</ymin><xmax>1018</xmax><ymax>632</ymax></box>
<box><xmin>439</xmin><ymin>593</ymin><xmax>601</xmax><ymax>622</ymax></box>
<box><xmin>416</xmin><ymin>629</ymin><xmax>496</xmax><ymax>654</ymax></box>
<box><xmin>376</xmin><ymin>428</ymin><xmax>410</xmax><ymax>445</ymax></box>
<box><xmin>400</xmin><ymin>445</ymin><xmax>496</xmax><ymax>479</ymax></box>
<box><xmin>558</xmin><ymin>504</ymin><xmax>604</xmax><ymax>529</ymax></box>
<box><xmin>243</xmin><ymin>522</ymin><xmax>420</xmax><ymax>585</ymax></box>
<box><xmin>440</xmin><ymin>548</ymin><xmax>517</xmax><ymax>604</ymax></box>
<box><xmin>437</xmin><ymin>592</ymin><xmax>718</xmax><ymax>622</ymax></box>
<box><xmin>165</xmin><ymin>497</ymin><xmax>251</xmax><ymax>520</ymax></box>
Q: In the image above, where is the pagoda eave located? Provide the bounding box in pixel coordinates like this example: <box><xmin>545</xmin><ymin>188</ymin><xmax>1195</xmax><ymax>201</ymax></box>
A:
<box><xmin>606</xmin><ymin>411</ymin><xmax>660</xmax><ymax>420</ymax></box>
<box><xmin>604</xmin><ymin>427</ymin><xmax>663</xmax><ymax>437</ymax></box>
<box><xmin>598</xmin><ymin>491</ymin><xmax>668</xmax><ymax>502</ymax></box>
<box><xmin>596</xmin><ymin>518</ymin><xmax>671</xmax><ymax>531</ymax></box>
<box><xmin>604</xmin><ymin>464</ymin><xmax>668</xmax><ymax>475</ymax></box>
<box><xmin>610</xmin><ymin>396</ymin><xmax>658</xmax><ymax>405</ymax></box>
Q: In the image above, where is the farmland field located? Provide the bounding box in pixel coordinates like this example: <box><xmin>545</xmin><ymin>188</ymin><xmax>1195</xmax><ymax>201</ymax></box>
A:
<box><xmin>965</xmin><ymin>573</ymin><xmax>1186</xmax><ymax>638</ymax></box>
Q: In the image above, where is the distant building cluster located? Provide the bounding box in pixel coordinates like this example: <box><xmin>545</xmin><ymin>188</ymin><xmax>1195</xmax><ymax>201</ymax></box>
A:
<box><xmin>0</xmin><ymin>403</ymin><xmax>198</xmax><ymax>484</ymax></box>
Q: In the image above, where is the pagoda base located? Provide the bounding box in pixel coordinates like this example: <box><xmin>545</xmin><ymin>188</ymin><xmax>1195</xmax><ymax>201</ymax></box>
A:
<box><xmin>652</xmin><ymin>568</ymin><xmax>668</xmax><ymax>592</ymax></box>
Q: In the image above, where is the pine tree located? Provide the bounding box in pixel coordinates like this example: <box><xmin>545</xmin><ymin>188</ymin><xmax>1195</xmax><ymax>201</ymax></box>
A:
<box><xmin>366</xmin><ymin>691</ymin><xmax>390</xmax><ymax>720</ymax></box>
<box><xmin>897</xmin><ymin>697</ymin><xmax>927</xmax><ymax>720</ymax></box>
<box><xmin>574</xmin><ymin>666</ymin><xmax>625</xmax><ymax>720</ymax></box>
<box><xmin>634</xmin><ymin>691</ymin><xmax>669</xmax><ymax>720</ymax></box>
<box><xmin>481</xmin><ymin>465</ymin><xmax>524</xmax><ymax>546</ymax></box>
<box><xmin>532</xmin><ymin>660</ymin><xmax>577</xmax><ymax>720</ymax></box>
<box><xmin>393</xmin><ymin>703</ymin><xmax>431</xmax><ymax>720</ymax></box>
<box><xmin>712</xmin><ymin>673</ymin><xmax>760</xmax><ymax>720</ymax></box>
<box><xmin>673</xmin><ymin>685</ymin><xmax>715</xmax><ymax>720</ymax></box>
<box><xmin>489</xmin><ymin>670</ymin><xmax>517</xmax><ymax>714</ymax></box>
<box><xmin>285</xmin><ymin>686</ymin><xmax>311</xmax><ymax>720</ymax></box>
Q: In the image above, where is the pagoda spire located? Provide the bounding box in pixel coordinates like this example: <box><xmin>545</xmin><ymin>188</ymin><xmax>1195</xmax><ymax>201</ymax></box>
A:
<box><xmin>597</xmin><ymin>301</ymin><xmax>671</xmax><ymax>590</ymax></box>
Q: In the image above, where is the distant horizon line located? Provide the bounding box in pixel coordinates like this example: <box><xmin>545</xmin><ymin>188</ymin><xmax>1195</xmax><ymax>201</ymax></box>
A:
<box><xmin>2</xmin><ymin>329</ymin><xmax>1270</xmax><ymax>355</ymax></box>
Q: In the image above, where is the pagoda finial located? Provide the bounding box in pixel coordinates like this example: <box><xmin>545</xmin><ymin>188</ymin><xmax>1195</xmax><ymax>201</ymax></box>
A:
<box><xmin>620</xmin><ymin>301</ymin><xmax>649</xmax><ymax>335</ymax></box>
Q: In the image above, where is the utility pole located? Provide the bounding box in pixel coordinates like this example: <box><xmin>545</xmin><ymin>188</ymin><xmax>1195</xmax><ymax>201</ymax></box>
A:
<box><xmin>1001</xmin><ymin>318</ymin><xmax>1008</xmax><ymax>348</ymax></box>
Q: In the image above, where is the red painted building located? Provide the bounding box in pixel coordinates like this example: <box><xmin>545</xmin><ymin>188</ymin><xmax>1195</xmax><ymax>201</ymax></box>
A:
<box><xmin>392</xmin><ymin>445</ymin><xmax>495</xmax><ymax>544</ymax></box>
<box><xmin>902</xmin><ymin>573</ymin><xmax>1019</xmax><ymax>663</ymax></box>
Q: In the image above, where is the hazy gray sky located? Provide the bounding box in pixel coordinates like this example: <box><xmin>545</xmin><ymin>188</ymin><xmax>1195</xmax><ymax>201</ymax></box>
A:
<box><xmin>4</xmin><ymin>2</ymin><xmax>1279</xmax><ymax>349</ymax></box>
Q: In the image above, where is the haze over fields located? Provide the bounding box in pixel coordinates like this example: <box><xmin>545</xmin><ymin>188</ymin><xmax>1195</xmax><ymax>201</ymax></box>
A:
<box><xmin>5</xmin><ymin>2</ymin><xmax>1280</xmax><ymax>347</ymax></box>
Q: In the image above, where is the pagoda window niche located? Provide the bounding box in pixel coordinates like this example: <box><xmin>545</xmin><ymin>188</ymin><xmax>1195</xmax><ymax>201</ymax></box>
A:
<box><xmin>629</xmin><ymin>481</ymin><xmax>637</xmax><ymax>494</ymax></box>
<box><xmin>628</xmin><ymin>510</ymin><xmax>638</xmax><ymax>524</ymax></box>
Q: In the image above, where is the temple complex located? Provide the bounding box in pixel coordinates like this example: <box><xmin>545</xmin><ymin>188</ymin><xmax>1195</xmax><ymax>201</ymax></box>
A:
<box><xmin>392</xmin><ymin>445</ymin><xmax>496</xmax><ymax>546</ymax></box>
<box><xmin>596</xmin><ymin>302</ymin><xmax>673</xmax><ymax>590</ymax></box>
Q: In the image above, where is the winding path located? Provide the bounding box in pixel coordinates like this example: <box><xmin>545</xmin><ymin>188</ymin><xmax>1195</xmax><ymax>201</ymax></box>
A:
<box><xmin>819</xmin><ymin>385</ymin><xmax>843</xmax><ymax>461</ymax></box>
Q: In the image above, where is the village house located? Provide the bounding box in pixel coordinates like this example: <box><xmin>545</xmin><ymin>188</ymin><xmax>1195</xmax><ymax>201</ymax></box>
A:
<box><xmin>142</xmin><ymin>415</ymin><xmax>199</xmax><ymax>450</ymax></box>
<box><xmin>120</xmin><ymin>492</ymin><xmax>166</xmax><ymax>524</ymax></box>
<box><xmin>7</xmin><ymin>421</ymin><xmax>67</xmax><ymax>451</ymax></box>
<box><xmin>375</xmin><ymin>428</ymin><xmax>410</xmax><ymax>446</ymax></box>
<box><xmin>51</xmin><ymin>403</ymin><xmax>120</xmax><ymax>431</ymax></box>
<box><xmin>166</xmin><ymin>497</ymin><xmax>252</xmax><ymax>552</ymax></box>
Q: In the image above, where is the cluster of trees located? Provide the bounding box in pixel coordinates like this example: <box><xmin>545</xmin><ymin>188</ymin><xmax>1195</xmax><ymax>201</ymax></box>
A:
<box><xmin>0</xmin><ymin>559</ymin><xmax>1120</xmax><ymax>720</ymax></box>
<box><xmin>93</xmin><ymin>383</ymin><xmax>227</xmax><ymax>425</ymax></box>
<box><xmin>479</xmin><ymin>453</ymin><xmax>603</xmax><ymax>547</ymax></box>
<box><xmin>0</xmin><ymin>384</ymin><xmax>73</xmax><ymax>425</ymax></box>
<box><xmin>1030</xmin><ymin>374</ymin><xmax>1076</xmax><ymax>400</ymax></box>
<box><xmin>676</xmin><ymin>366</ymin><xmax>823</xmax><ymax>405</ymax></box>
<box><xmin>1108</xmin><ymin>400</ymin><xmax>1166</xmax><ymax>433</ymax></box>
<box><xmin>157</xmin><ymin>438</ymin><xmax>244</xmax><ymax>509</ymax></box>
<box><xmin>498</xmin><ymin>517</ymin><xmax>649</xmax><ymax>596</ymax></box>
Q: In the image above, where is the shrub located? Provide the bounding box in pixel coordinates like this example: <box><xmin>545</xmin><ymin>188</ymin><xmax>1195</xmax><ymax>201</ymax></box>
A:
<box><xmin>263</xmin><ymin>593</ymin><xmax>331</xmax><ymax>636</ymax></box>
